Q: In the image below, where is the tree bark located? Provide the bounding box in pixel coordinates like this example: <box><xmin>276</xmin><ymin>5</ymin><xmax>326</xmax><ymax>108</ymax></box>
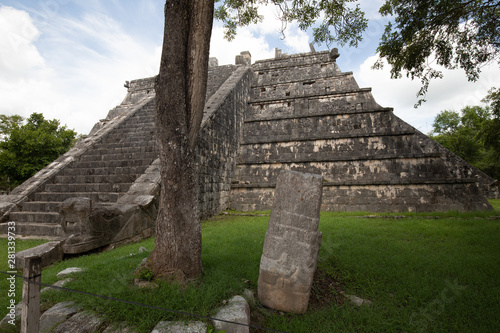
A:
<box><xmin>149</xmin><ymin>0</ymin><xmax>214</xmax><ymax>280</ymax></box>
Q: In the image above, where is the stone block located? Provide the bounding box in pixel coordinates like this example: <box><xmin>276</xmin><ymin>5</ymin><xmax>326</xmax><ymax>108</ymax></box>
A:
<box><xmin>213</xmin><ymin>296</ymin><xmax>250</xmax><ymax>333</ymax></box>
<box><xmin>258</xmin><ymin>170</ymin><xmax>323</xmax><ymax>314</ymax></box>
<box><xmin>57</xmin><ymin>267</ymin><xmax>84</xmax><ymax>279</ymax></box>
<box><xmin>15</xmin><ymin>241</ymin><xmax>63</xmax><ymax>269</ymax></box>
<box><xmin>151</xmin><ymin>321</ymin><xmax>207</xmax><ymax>333</ymax></box>
<box><xmin>0</xmin><ymin>302</ymin><xmax>21</xmax><ymax>327</ymax></box>
<box><xmin>39</xmin><ymin>301</ymin><xmax>81</xmax><ymax>333</ymax></box>
<box><xmin>41</xmin><ymin>278</ymin><xmax>73</xmax><ymax>293</ymax></box>
<box><xmin>52</xmin><ymin>311</ymin><xmax>103</xmax><ymax>333</ymax></box>
<box><xmin>103</xmin><ymin>322</ymin><xmax>138</xmax><ymax>332</ymax></box>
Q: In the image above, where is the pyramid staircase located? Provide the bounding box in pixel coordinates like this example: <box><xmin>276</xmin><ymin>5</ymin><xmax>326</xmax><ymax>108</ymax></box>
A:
<box><xmin>230</xmin><ymin>51</ymin><xmax>493</xmax><ymax>212</ymax></box>
<box><xmin>4</xmin><ymin>101</ymin><xmax>158</xmax><ymax>237</ymax></box>
<box><xmin>0</xmin><ymin>62</ymin><xmax>250</xmax><ymax>239</ymax></box>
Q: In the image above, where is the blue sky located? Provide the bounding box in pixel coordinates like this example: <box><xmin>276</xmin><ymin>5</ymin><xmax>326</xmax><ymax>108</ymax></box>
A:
<box><xmin>1</xmin><ymin>0</ymin><xmax>498</xmax><ymax>135</ymax></box>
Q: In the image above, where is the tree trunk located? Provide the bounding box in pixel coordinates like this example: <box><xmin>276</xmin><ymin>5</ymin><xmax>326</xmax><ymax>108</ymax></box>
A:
<box><xmin>149</xmin><ymin>0</ymin><xmax>214</xmax><ymax>280</ymax></box>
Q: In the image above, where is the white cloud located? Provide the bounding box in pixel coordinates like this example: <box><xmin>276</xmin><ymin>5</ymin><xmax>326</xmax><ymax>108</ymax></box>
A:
<box><xmin>0</xmin><ymin>5</ymin><xmax>161</xmax><ymax>135</ymax></box>
<box><xmin>0</xmin><ymin>6</ymin><xmax>59</xmax><ymax>126</ymax></box>
<box><xmin>210</xmin><ymin>25</ymin><xmax>275</xmax><ymax>65</ymax></box>
<box><xmin>356</xmin><ymin>55</ymin><xmax>500</xmax><ymax>133</ymax></box>
<box><xmin>210</xmin><ymin>3</ymin><xmax>314</xmax><ymax>64</ymax></box>
<box><xmin>281</xmin><ymin>22</ymin><xmax>311</xmax><ymax>54</ymax></box>
<box><xmin>0</xmin><ymin>6</ymin><xmax>46</xmax><ymax>80</ymax></box>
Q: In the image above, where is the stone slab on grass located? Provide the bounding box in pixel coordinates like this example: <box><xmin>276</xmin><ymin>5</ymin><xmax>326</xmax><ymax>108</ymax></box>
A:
<box><xmin>52</xmin><ymin>311</ymin><xmax>103</xmax><ymax>333</ymax></box>
<box><xmin>39</xmin><ymin>301</ymin><xmax>81</xmax><ymax>333</ymax></box>
<box><xmin>56</xmin><ymin>267</ymin><xmax>84</xmax><ymax>279</ymax></box>
<box><xmin>41</xmin><ymin>278</ymin><xmax>74</xmax><ymax>294</ymax></box>
<box><xmin>103</xmin><ymin>321</ymin><xmax>139</xmax><ymax>333</ymax></box>
<box><xmin>151</xmin><ymin>321</ymin><xmax>207</xmax><ymax>333</ymax></box>
<box><xmin>0</xmin><ymin>302</ymin><xmax>21</xmax><ymax>327</ymax></box>
<box><xmin>213</xmin><ymin>295</ymin><xmax>250</xmax><ymax>333</ymax></box>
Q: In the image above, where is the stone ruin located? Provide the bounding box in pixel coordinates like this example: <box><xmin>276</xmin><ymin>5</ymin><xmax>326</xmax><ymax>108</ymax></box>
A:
<box><xmin>0</xmin><ymin>48</ymin><xmax>496</xmax><ymax>252</ymax></box>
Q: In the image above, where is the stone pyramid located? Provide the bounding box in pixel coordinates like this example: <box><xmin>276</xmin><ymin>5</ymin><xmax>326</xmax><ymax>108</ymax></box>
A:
<box><xmin>230</xmin><ymin>50</ymin><xmax>495</xmax><ymax>212</ymax></box>
<box><xmin>0</xmin><ymin>49</ymin><xmax>494</xmax><ymax>241</ymax></box>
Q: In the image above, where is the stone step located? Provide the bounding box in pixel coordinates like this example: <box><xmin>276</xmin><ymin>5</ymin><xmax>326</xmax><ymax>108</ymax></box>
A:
<box><xmin>241</xmin><ymin>112</ymin><xmax>414</xmax><ymax>144</ymax></box>
<box><xmin>69</xmin><ymin>159</ymin><xmax>153</xmax><ymax>169</ymax></box>
<box><xmin>80</xmin><ymin>152</ymin><xmax>158</xmax><ymax>162</ymax></box>
<box><xmin>118</xmin><ymin>123</ymin><xmax>155</xmax><ymax>131</ymax></box>
<box><xmin>33</xmin><ymin>192</ymin><xmax>121</xmax><ymax>203</ymax></box>
<box><xmin>83</xmin><ymin>146</ymin><xmax>157</xmax><ymax>156</ymax></box>
<box><xmin>94</xmin><ymin>140</ymin><xmax>156</xmax><ymax>150</ymax></box>
<box><xmin>53</xmin><ymin>174</ymin><xmax>138</xmax><ymax>185</ymax></box>
<box><xmin>59</xmin><ymin>166</ymin><xmax>146</xmax><ymax>176</ymax></box>
<box><xmin>253</xmin><ymin>61</ymin><xmax>340</xmax><ymax>86</ymax></box>
<box><xmin>253</xmin><ymin>51</ymin><xmax>333</xmax><ymax>71</ymax></box>
<box><xmin>234</xmin><ymin>157</ymin><xmax>453</xmax><ymax>185</ymax></box>
<box><xmin>100</xmin><ymin>133</ymin><xmax>155</xmax><ymax>143</ymax></box>
<box><xmin>231</xmin><ymin>178</ymin><xmax>475</xmax><ymax>189</ymax></box>
<box><xmin>0</xmin><ymin>222</ymin><xmax>63</xmax><ymax>237</ymax></box>
<box><xmin>247</xmin><ymin>89</ymin><xmax>383</xmax><ymax>121</ymax></box>
<box><xmin>103</xmin><ymin>129</ymin><xmax>155</xmax><ymax>136</ymax></box>
<box><xmin>10</xmin><ymin>211</ymin><xmax>60</xmax><ymax>224</ymax></box>
<box><xmin>44</xmin><ymin>183</ymin><xmax>132</xmax><ymax>193</ymax></box>
<box><xmin>21</xmin><ymin>201</ymin><xmax>61</xmax><ymax>212</ymax></box>
<box><xmin>251</xmin><ymin>74</ymin><xmax>359</xmax><ymax>102</ymax></box>
<box><xmin>238</xmin><ymin>135</ymin><xmax>436</xmax><ymax>164</ymax></box>
<box><xmin>119</xmin><ymin>116</ymin><xmax>154</xmax><ymax>123</ymax></box>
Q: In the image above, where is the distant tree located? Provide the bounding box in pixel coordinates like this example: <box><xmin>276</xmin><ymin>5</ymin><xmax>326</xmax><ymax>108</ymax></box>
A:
<box><xmin>148</xmin><ymin>0</ymin><xmax>368</xmax><ymax>281</ymax></box>
<box><xmin>374</xmin><ymin>0</ymin><xmax>500</xmax><ymax>105</ymax></box>
<box><xmin>430</xmin><ymin>102</ymin><xmax>499</xmax><ymax>180</ymax></box>
<box><xmin>0</xmin><ymin>113</ymin><xmax>77</xmax><ymax>191</ymax></box>
<box><xmin>481</xmin><ymin>87</ymin><xmax>500</xmax><ymax>154</ymax></box>
<box><xmin>0</xmin><ymin>114</ymin><xmax>24</xmax><ymax>141</ymax></box>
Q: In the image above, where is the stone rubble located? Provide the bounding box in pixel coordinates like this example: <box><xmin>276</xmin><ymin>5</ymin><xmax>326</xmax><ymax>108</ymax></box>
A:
<box><xmin>56</xmin><ymin>267</ymin><xmax>84</xmax><ymax>279</ymax></box>
<box><xmin>151</xmin><ymin>321</ymin><xmax>207</xmax><ymax>333</ymax></box>
<box><xmin>213</xmin><ymin>295</ymin><xmax>251</xmax><ymax>333</ymax></box>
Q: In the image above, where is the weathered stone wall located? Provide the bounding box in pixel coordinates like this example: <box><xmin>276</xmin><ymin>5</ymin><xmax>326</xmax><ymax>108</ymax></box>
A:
<box><xmin>197</xmin><ymin>66</ymin><xmax>253</xmax><ymax>219</ymax></box>
<box><xmin>232</xmin><ymin>182</ymin><xmax>488</xmax><ymax>212</ymax></box>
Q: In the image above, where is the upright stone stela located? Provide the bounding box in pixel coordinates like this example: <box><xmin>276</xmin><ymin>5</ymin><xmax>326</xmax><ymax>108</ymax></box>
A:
<box><xmin>258</xmin><ymin>170</ymin><xmax>323</xmax><ymax>314</ymax></box>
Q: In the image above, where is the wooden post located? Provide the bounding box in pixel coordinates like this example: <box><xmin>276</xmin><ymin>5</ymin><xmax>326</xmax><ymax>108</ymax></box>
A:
<box><xmin>21</xmin><ymin>255</ymin><xmax>41</xmax><ymax>333</ymax></box>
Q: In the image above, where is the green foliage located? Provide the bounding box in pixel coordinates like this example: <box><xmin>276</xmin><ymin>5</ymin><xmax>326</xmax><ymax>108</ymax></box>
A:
<box><xmin>481</xmin><ymin>87</ymin><xmax>500</xmax><ymax>154</ymax></box>
<box><xmin>430</xmin><ymin>103</ymin><xmax>500</xmax><ymax>180</ymax></box>
<box><xmin>374</xmin><ymin>0</ymin><xmax>500</xmax><ymax>105</ymax></box>
<box><xmin>0</xmin><ymin>113</ymin><xmax>77</xmax><ymax>191</ymax></box>
<box><xmin>215</xmin><ymin>0</ymin><xmax>368</xmax><ymax>48</ymax></box>
<box><xmin>134</xmin><ymin>264</ymin><xmax>155</xmax><ymax>281</ymax></box>
<box><xmin>0</xmin><ymin>114</ymin><xmax>24</xmax><ymax>141</ymax></box>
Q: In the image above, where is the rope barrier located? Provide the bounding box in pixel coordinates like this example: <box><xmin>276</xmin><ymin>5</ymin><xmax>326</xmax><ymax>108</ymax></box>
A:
<box><xmin>0</xmin><ymin>270</ymin><xmax>290</xmax><ymax>333</ymax></box>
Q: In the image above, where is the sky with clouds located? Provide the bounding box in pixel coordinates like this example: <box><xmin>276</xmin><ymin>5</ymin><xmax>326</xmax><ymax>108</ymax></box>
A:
<box><xmin>1</xmin><ymin>0</ymin><xmax>498</xmax><ymax>135</ymax></box>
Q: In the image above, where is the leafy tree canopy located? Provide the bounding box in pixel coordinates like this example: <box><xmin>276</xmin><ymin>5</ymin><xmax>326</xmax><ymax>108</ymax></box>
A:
<box><xmin>430</xmin><ymin>92</ymin><xmax>500</xmax><ymax>180</ymax></box>
<box><xmin>215</xmin><ymin>0</ymin><xmax>368</xmax><ymax>47</ymax></box>
<box><xmin>0</xmin><ymin>113</ymin><xmax>77</xmax><ymax>191</ymax></box>
<box><xmin>374</xmin><ymin>0</ymin><xmax>500</xmax><ymax>105</ymax></box>
<box><xmin>481</xmin><ymin>87</ymin><xmax>500</xmax><ymax>153</ymax></box>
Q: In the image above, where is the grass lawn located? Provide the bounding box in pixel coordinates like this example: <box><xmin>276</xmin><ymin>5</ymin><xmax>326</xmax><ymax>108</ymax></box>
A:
<box><xmin>1</xmin><ymin>201</ymin><xmax>499</xmax><ymax>332</ymax></box>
